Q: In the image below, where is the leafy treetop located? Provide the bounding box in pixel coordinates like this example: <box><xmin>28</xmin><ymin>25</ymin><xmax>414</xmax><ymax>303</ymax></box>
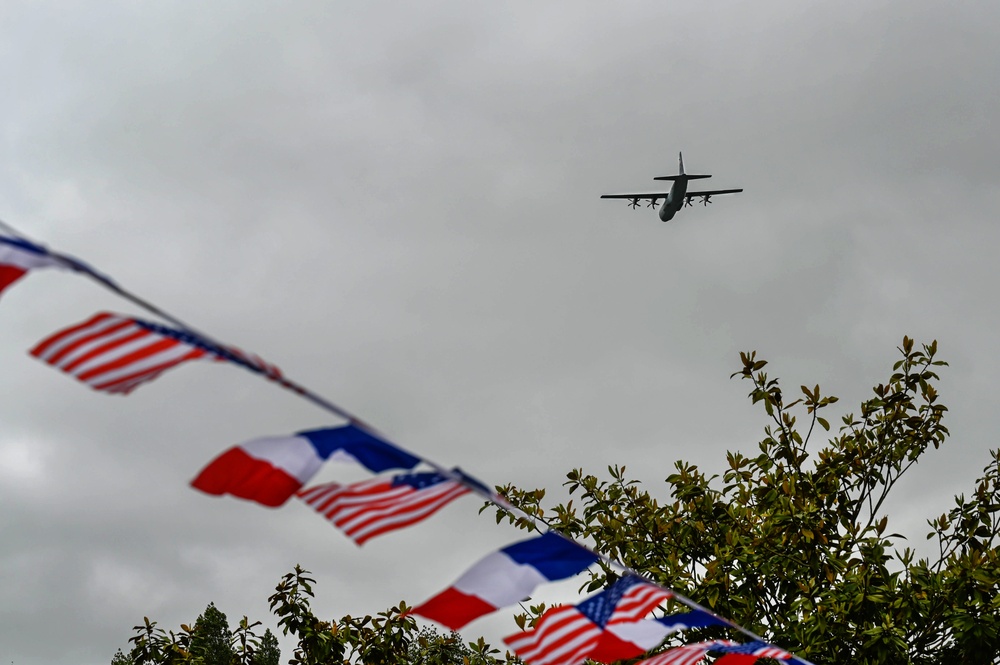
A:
<box><xmin>495</xmin><ymin>338</ymin><xmax>1000</xmax><ymax>664</ymax></box>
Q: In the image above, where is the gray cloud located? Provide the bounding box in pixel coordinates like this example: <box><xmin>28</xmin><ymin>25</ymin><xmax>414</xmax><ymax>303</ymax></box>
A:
<box><xmin>2</xmin><ymin>1</ymin><xmax>999</xmax><ymax>663</ymax></box>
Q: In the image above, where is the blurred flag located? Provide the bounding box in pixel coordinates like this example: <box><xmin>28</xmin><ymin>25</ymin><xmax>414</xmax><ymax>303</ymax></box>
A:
<box><xmin>191</xmin><ymin>425</ymin><xmax>422</xmax><ymax>507</ymax></box>
<box><xmin>413</xmin><ymin>531</ymin><xmax>599</xmax><ymax>629</ymax></box>
<box><xmin>223</xmin><ymin>345</ymin><xmax>284</xmax><ymax>382</ymax></box>
<box><xmin>710</xmin><ymin>640</ymin><xmax>794</xmax><ymax>661</ymax></box>
<box><xmin>0</xmin><ymin>236</ymin><xmax>63</xmax><ymax>297</ymax></box>
<box><xmin>30</xmin><ymin>312</ymin><xmax>222</xmax><ymax>394</ymax></box>
<box><xmin>634</xmin><ymin>641</ymin><xmax>731</xmax><ymax>665</ymax></box>
<box><xmin>712</xmin><ymin>656</ymin><xmax>760</xmax><ymax>665</ymax></box>
<box><xmin>588</xmin><ymin>610</ymin><xmax>728</xmax><ymax>663</ymax></box>
<box><xmin>30</xmin><ymin>311</ymin><xmax>285</xmax><ymax>395</ymax></box>
<box><xmin>636</xmin><ymin>640</ymin><xmax>797</xmax><ymax>665</ymax></box>
<box><xmin>298</xmin><ymin>472</ymin><xmax>470</xmax><ymax>545</ymax></box>
<box><xmin>504</xmin><ymin>575</ymin><xmax>672</xmax><ymax>665</ymax></box>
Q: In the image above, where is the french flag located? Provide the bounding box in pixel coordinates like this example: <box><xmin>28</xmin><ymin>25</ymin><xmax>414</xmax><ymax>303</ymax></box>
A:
<box><xmin>191</xmin><ymin>424</ymin><xmax>421</xmax><ymax>507</ymax></box>
<box><xmin>0</xmin><ymin>236</ymin><xmax>62</xmax><ymax>297</ymax></box>
<box><xmin>413</xmin><ymin>531</ymin><xmax>599</xmax><ymax>629</ymax></box>
<box><xmin>587</xmin><ymin>610</ymin><xmax>728</xmax><ymax>663</ymax></box>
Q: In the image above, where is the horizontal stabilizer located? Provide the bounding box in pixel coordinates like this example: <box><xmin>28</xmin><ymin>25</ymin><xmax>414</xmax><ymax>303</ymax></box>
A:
<box><xmin>654</xmin><ymin>174</ymin><xmax>712</xmax><ymax>181</ymax></box>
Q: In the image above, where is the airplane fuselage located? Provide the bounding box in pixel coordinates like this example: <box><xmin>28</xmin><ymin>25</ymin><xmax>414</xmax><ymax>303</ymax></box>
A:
<box><xmin>659</xmin><ymin>178</ymin><xmax>688</xmax><ymax>222</ymax></box>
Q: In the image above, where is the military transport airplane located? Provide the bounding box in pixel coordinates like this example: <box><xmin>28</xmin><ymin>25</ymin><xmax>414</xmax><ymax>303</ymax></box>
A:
<box><xmin>601</xmin><ymin>153</ymin><xmax>743</xmax><ymax>222</ymax></box>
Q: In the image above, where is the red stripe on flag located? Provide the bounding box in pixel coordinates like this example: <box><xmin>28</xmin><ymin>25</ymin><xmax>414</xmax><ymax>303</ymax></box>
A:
<box><xmin>411</xmin><ymin>587</ymin><xmax>497</xmax><ymax>631</ymax></box>
<box><xmin>72</xmin><ymin>334</ymin><xmax>172</xmax><ymax>376</ymax></box>
<box><xmin>336</xmin><ymin>483</ymin><xmax>470</xmax><ymax>545</ymax></box>
<box><xmin>0</xmin><ymin>265</ymin><xmax>27</xmax><ymax>294</ymax></box>
<box><xmin>712</xmin><ymin>656</ymin><xmax>759</xmax><ymax>665</ymax></box>
<box><xmin>31</xmin><ymin>312</ymin><xmax>219</xmax><ymax>395</ymax></box>
<box><xmin>636</xmin><ymin>644</ymin><xmax>711</xmax><ymax>665</ymax></box>
<box><xmin>505</xmin><ymin>606</ymin><xmax>597</xmax><ymax>665</ymax></box>
<box><xmin>191</xmin><ymin>447</ymin><xmax>302</xmax><ymax>507</ymax></box>
<box><xmin>298</xmin><ymin>477</ymin><xmax>469</xmax><ymax>546</ymax></box>
<box><xmin>607</xmin><ymin>584</ymin><xmax>672</xmax><ymax>625</ymax></box>
<box><xmin>30</xmin><ymin>313</ymin><xmax>123</xmax><ymax>361</ymax></box>
<box><xmin>89</xmin><ymin>348</ymin><xmax>207</xmax><ymax>393</ymax></box>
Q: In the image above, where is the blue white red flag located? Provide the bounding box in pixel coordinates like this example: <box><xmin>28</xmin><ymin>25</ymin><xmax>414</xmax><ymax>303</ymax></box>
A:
<box><xmin>503</xmin><ymin>575</ymin><xmax>672</xmax><ymax>665</ymax></box>
<box><xmin>297</xmin><ymin>472</ymin><xmax>470</xmax><ymax>545</ymax></box>
<box><xmin>413</xmin><ymin>531</ymin><xmax>599</xmax><ymax>629</ymax></box>
<box><xmin>191</xmin><ymin>425</ymin><xmax>422</xmax><ymax>507</ymax></box>
<box><xmin>0</xmin><ymin>236</ymin><xmax>63</xmax><ymax>297</ymax></box>
<box><xmin>587</xmin><ymin>610</ymin><xmax>728</xmax><ymax>663</ymax></box>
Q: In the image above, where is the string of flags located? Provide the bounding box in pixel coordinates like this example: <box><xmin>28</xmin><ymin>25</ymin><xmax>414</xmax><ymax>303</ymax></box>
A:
<box><xmin>0</xmin><ymin>227</ymin><xmax>815</xmax><ymax>665</ymax></box>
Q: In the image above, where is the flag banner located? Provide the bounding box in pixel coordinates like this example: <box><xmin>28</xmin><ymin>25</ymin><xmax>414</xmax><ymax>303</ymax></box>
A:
<box><xmin>504</xmin><ymin>575</ymin><xmax>672</xmax><ymax>665</ymax></box>
<box><xmin>0</xmin><ymin>235</ymin><xmax>63</xmax><ymax>297</ymax></box>
<box><xmin>297</xmin><ymin>472</ymin><xmax>470</xmax><ymax>545</ymax></box>
<box><xmin>191</xmin><ymin>425</ymin><xmax>422</xmax><ymax>507</ymax></box>
<box><xmin>4</xmin><ymin>229</ymin><xmax>808</xmax><ymax>665</ymax></box>
<box><xmin>30</xmin><ymin>312</ymin><xmax>222</xmax><ymax>394</ymax></box>
<box><xmin>413</xmin><ymin>531</ymin><xmax>599</xmax><ymax>629</ymax></box>
<box><xmin>587</xmin><ymin>610</ymin><xmax>728</xmax><ymax>663</ymax></box>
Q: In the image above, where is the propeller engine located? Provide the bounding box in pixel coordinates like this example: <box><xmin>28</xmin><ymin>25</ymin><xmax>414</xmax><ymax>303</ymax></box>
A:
<box><xmin>647</xmin><ymin>198</ymin><xmax>659</xmax><ymax>208</ymax></box>
<box><xmin>628</xmin><ymin>198</ymin><xmax>640</xmax><ymax>209</ymax></box>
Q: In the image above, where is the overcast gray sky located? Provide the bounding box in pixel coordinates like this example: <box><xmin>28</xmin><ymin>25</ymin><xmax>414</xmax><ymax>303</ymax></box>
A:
<box><xmin>2</xmin><ymin>2</ymin><xmax>999</xmax><ymax>663</ymax></box>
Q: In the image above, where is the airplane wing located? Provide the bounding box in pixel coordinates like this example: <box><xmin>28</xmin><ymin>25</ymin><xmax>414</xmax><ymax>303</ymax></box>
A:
<box><xmin>686</xmin><ymin>189</ymin><xmax>743</xmax><ymax>197</ymax></box>
<box><xmin>600</xmin><ymin>192</ymin><xmax>672</xmax><ymax>199</ymax></box>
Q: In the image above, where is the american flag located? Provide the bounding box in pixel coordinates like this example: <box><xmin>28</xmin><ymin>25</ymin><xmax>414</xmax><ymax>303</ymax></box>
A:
<box><xmin>504</xmin><ymin>575</ymin><xmax>672</xmax><ymax>665</ymax></box>
<box><xmin>711</xmin><ymin>640</ymin><xmax>793</xmax><ymax>660</ymax></box>
<box><xmin>638</xmin><ymin>639</ymin><xmax>794</xmax><ymax>665</ymax></box>
<box><xmin>30</xmin><ymin>312</ymin><xmax>283</xmax><ymax>394</ymax></box>
<box><xmin>636</xmin><ymin>640</ymin><xmax>737</xmax><ymax>665</ymax></box>
<box><xmin>297</xmin><ymin>472</ymin><xmax>470</xmax><ymax>546</ymax></box>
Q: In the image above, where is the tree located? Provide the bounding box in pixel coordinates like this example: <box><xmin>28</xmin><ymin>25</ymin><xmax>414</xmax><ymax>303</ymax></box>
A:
<box><xmin>120</xmin><ymin>339</ymin><xmax>1000</xmax><ymax>664</ymax></box>
<box><xmin>117</xmin><ymin>602</ymin><xmax>281</xmax><ymax>665</ymax></box>
<box><xmin>265</xmin><ymin>565</ymin><xmax>516</xmax><ymax>665</ymax></box>
<box><xmin>252</xmin><ymin>630</ymin><xmax>280</xmax><ymax>665</ymax></box>
<box><xmin>189</xmin><ymin>603</ymin><xmax>234</xmax><ymax>665</ymax></box>
<box><xmin>496</xmin><ymin>337</ymin><xmax>1000</xmax><ymax>663</ymax></box>
<box><xmin>116</xmin><ymin>566</ymin><xmax>516</xmax><ymax>665</ymax></box>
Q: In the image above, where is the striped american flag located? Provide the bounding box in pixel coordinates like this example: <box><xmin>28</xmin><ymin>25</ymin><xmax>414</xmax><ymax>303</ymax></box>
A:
<box><xmin>504</xmin><ymin>576</ymin><xmax>672</xmax><ymax>665</ymax></box>
<box><xmin>30</xmin><ymin>312</ymin><xmax>219</xmax><ymax>394</ymax></box>
<box><xmin>636</xmin><ymin>641</ymin><xmax>738</xmax><ymax>665</ymax></box>
<box><xmin>30</xmin><ymin>312</ymin><xmax>283</xmax><ymax>394</ymax></box>
<box><xmin>297</xmin><ymin>472</ymin><xmax>470</xmax><ymax>546</ymax></box>
<box><xmin>637</xmin><ymin>639</ymin><xmax>794</xmax><ymax>665</ymax></box>
<box><xmin>711</xmin><ymin>640</ymin><xmax>793</xmax><ymax>660</ymax></box>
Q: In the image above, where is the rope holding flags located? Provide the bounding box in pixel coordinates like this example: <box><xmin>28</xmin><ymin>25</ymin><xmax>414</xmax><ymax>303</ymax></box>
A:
<box><xmin>0</xmin><ymin>220</ymin><xmax>817</xmax><ymax>665</ymax></box>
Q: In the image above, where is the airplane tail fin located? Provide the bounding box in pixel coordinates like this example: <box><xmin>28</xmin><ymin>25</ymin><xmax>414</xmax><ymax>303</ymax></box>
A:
<box><xmin>654</xmin><ymin>151</ymin><xmax>711</xmax><ymax>180</ymax></box>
